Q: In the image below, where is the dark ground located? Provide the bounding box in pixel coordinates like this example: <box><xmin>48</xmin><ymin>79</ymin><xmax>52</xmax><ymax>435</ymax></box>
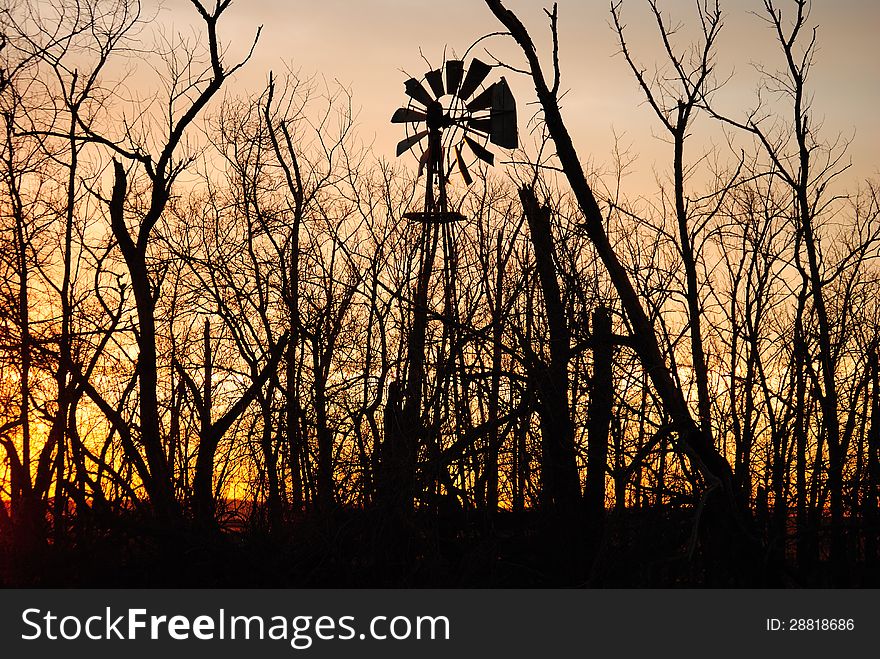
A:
<box><xmin>1</xmin><ymin>506</ymin><xmax>874</xmax><ymax>587</ymax></box>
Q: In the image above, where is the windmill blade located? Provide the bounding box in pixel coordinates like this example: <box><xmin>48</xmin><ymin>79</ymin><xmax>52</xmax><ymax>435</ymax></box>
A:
<box><xmin>467</xmin><ymin>117</ymin><xmax>492</xmax><ymax>135</ymax></box>
<box><xmin>445</xmin><ymin>60</ymin><xmax>464</xmax><ymax>95</ymax></box>
<box><xmin>391</xmin><ymin>107</ymin><xmax>427</xmax><ymax>123</ymax></box>
<box><xmin>464</xmin><ymin>135</ymin><xmax>495</xmax><ymax>166</ymax></box>
<box><xmin>466</xmin><ymin>83</ymin><xmax>496</xmax><ymax>112</ymax></box>
<box><xmin>458</xmin><ymin>58</ymin><xmax>492</xmax><ymax>101</ymax></box>
<box><xmin>455</xmin><ymin>145</ymin><xmax>473</xmax><ymax>186</ymax></box>
<box><xmin>404</xmin><ymin>78</ymin><xmax>434</xmax><ymax>107</ymax></box>
<box><xmin>396</xmin><ymin>129</ymin><xmax>429</xmax><ymax>157</ymax></box>
<box><xmin>490</xmin><ymin>77</ymin><xmax>518</xmax><ymax>148</ymax></box>
<box><xmin>425</xmin><ymin>68</ymin><xmax>445</xmax><ymax>98</ymax></box>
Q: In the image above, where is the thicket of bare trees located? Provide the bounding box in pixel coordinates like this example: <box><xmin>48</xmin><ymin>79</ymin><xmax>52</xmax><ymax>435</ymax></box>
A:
<box><xmin>0</xmin><ymin>0</ymin><xmax>877</xmax><ymax>586</ymax></box>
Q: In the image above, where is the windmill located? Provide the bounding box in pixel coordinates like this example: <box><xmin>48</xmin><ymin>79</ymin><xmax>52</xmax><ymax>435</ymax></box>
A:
<box><xmin>392</xmin><ymin>57</ymin><xmax>518</xmax><ymax>221</ymax></box>
<box><xmin>379</xmin><ymin>56</ymin><xmax>518</xmax><ymax>514</ymax></box>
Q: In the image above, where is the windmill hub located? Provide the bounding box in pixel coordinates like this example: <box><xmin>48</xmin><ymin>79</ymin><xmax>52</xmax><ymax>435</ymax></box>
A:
<box><xmin>425</xmin><ymin>101</ymin><xmax>444</xmax><ymax>131</ymax></box>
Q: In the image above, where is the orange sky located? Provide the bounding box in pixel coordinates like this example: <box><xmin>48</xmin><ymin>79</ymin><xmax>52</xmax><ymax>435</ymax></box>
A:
<box><xmin>158</xmin><ymin>0</ymin><xmax>879</xmax><ymax>196</ymax></box>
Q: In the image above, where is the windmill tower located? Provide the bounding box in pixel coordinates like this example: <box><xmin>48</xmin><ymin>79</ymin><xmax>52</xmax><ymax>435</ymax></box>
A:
<box><xmin>382</xmin><ymin>56</ymin><xmax>518</xmax><ymax>512</ymax></box>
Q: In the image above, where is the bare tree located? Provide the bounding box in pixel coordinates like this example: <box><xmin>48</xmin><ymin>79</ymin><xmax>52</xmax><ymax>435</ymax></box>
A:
<box><xmin>611</xmin><ymin>0</ymin><xmax>726</xmax><ymax>441</ymax></box>
<box><xmin>706</xmin><ymin>0</ymin><xmax>880</xmax><ymax>579</ymax></box>
<box><xmin>69</xmin><ymin>0</ymin><xmax>262</xmax><ymax>521</ymax></box>
<box><xmin>483</xmin><ymin>0</ymin><xmax>758</xmax><ymax>581</ymax></box>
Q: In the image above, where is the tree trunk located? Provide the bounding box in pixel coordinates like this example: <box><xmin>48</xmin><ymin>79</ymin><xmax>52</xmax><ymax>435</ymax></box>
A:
<box><xmin>585</xmin><ymin>307</ymin><xmax>613</xmax><ymax>538</ymax></box>
<box><xmin>314</xmin><ymin>334</ymin><xmax>334</xmax><ymax>511</ymax></box>
<box><xmin>865</xmin><ymin>349</ymin><xmax>880</xmax><ymax>569</ymax></box>
<box><xmin>192</xmin><ymin>320</ymin><xmax>214</xmax><ymax>523</ymax></box>
<box><xmin>109</xmin><ymin>161</ymin><xmax>178</xmax><ymax>521</ymax></box>
<box><xmin>486</xmin><ymin>229</ymin><xmax>506</xmax><ymax>512</ymax></box>
<box><xmin>673</xmin><ymin>117</ymin><xmax>712</xmax><ymax>439</ymax></box>
<box><xmin>519</xmin><ymin>186</ymin><xmax>580</xmax><ymax>515</ymax></box>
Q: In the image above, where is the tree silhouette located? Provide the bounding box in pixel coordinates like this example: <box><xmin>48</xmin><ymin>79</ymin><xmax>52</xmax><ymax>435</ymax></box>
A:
<box><xmin>0</xmin><ymin>0</ymin><xmax>877</xmax><ymax>587</ymax></box>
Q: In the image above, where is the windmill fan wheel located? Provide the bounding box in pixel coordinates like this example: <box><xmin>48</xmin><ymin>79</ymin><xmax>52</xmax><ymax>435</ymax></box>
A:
<box><xmin>391</xmin><ymin>57</ymin><xmax>518</xmax><ymax>187</ymax></box>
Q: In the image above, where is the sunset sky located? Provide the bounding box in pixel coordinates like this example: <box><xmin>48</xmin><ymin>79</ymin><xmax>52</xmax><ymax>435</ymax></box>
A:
<box><xmin>154</xmin><ymin>0</ymin><xmax>880</xmax><ymax>195</ymax></box>
<box><xmin>4</xmin><ymin>0</ymin><xmax>880</xmax><ymax>592</ymax></box>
